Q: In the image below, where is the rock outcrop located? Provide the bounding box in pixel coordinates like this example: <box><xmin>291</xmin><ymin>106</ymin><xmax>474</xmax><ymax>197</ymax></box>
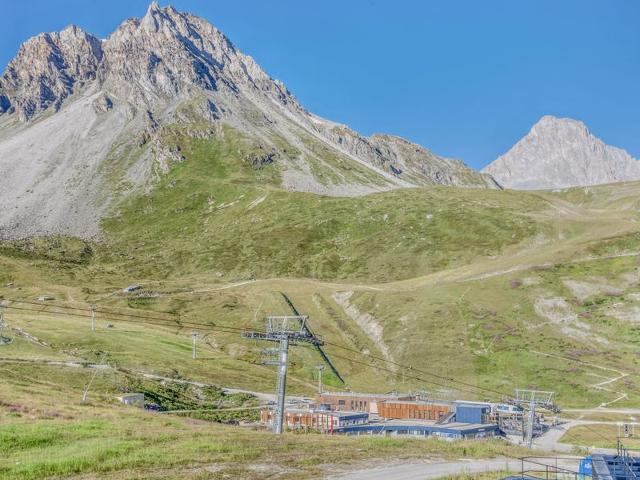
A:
<box><xmin>0</xmin><ymin>25</ymin><xmax>103</xmax><ymax>121</ymax></box>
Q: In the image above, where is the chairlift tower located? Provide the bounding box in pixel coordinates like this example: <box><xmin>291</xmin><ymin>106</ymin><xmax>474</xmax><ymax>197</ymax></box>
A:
<box><xmin>513</xmin><ymin>389</ymin><xmax>556</xmax><ymax>448</ymax></box>
<box><xmin>243</xmin><ymin>315</ymin><xmax>324</xmax><ymax>434</ymax></box>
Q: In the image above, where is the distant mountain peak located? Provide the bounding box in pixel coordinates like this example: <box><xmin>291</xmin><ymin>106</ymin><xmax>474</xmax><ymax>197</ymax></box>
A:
<box><xmin>530</xmin><ymin>115</ymin><xmax>591</xmax><ymax>140</ymax></box>
<box><xmin>483</xmin><ymin>116</ymin><xmax>640</xmax><ymax>189</ymax></box>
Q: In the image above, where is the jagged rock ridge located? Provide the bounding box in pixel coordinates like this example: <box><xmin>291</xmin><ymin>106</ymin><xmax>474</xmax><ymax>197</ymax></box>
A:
<box><xmin>0</xmin><ymin>2</ymin><xmax>497</xmax><ymax>239</ymax></box>
<box><xmin>483</xmin><ymin>115</ymin><xmax>640</xmax><ymax>190</ymax></box>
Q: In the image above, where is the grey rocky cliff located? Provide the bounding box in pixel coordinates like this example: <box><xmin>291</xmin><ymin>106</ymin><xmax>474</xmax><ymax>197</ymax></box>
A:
<box><xmin>0</xmin><ymin>1</ymin><xmax>498</xmax><ymax>239</ymax></box>
<box><xmin>0</xmin><ymin>25</ymin><xmax>103</xmax><ymax>121</ymax></box>
<box><xmin>483</xmin><ymin>115</ymin><xmax>640</xmax><ymax>190</ymax></box>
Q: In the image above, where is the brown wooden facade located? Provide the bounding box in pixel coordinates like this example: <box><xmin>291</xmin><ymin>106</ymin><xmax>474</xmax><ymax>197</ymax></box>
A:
<box><xmin>315</xmin><ymin>393</ymin><xmax>414</xmax><ymax>414</ymax></box>
<box><xmin>260</xmin><ymin>409</ymin><xmax>368</xmax><ymax>431</ymax></box>
<box><xmin>377</xmin><ymin>401</ymin><xmax>451</xmax><ymax>421</ymax></box>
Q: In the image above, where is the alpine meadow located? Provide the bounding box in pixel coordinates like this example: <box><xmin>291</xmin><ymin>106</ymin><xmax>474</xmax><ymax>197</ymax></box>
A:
<box><xmin>1</xmin><ymin>2</ymin><xmax>640</xmax><ymax>479</ymax></box>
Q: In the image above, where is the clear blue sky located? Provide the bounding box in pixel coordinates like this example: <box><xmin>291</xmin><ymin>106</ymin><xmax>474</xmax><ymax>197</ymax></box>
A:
<box><xmin>1</xmin><ymin>0</ymin><xmax>638</xmax><ymax>169</ymax></box>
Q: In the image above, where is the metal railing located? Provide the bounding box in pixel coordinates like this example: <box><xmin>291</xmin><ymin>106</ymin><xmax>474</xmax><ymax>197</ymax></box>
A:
<box><xmin>617</xmin><ymin>439</ymin><xmax>639</xmax><ymax>480</ymax></box>
<box><xmin>519</xmin><ymin>457</ymin><xmax>581</xmax><ymax>480</ymax></box>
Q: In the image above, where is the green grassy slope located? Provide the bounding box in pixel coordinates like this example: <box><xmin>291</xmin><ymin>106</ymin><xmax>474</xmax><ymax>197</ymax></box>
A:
<box><xmin>0</xmin><ymin>385</ymin><xmax>532</xmax><ymax>480</ymax></box>
<box><xmin>2</xmin><ymin>129</ymin><xmax>640</xmax><ymax>405</ymax></box>
<box><xmin>95</xmin><ymin>125</ymin><xmax>547</xmax><ymax>282</ymax></box>
<box><xmin>3</xmin><ymin>128</ymin><xmax>640</xmax><ymax>478</ymax></box>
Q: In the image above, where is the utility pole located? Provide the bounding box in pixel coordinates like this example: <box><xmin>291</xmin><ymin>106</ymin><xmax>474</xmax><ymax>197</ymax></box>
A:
<box><xmin>316</xmin><ymin>365</ymin><xmax>325</xmax><ymax>394</ymax></box>
<box><xmin>191</xmin><ymin>331</ymin><xmax>198</xmax><ymax>359</ymax></box>
<box><xmin>0</xmin><ymin>302</ymin><xmax>10</xmax><ymax>346</ymax></box>
<box><xmin>243</xmin><ymin>315</ymin><xmax>325</xmax><ymax>435</ymax></box>
<box><xmin>91</xmin><ymin>304</ymin><xmax>96</xmax><ymax>331</ymax></box>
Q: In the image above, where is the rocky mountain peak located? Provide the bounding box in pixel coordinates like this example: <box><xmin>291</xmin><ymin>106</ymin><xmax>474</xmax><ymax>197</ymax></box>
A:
<box><xmin>483</xmin><ymin>115</ymin><xmax>640</xmax><ymax>189</ymax></box>
<box><xmin>0</xmin><ymin>2</ymin><xmax>500</xmax><ymax>239</ymax></box>
<box><xmin>530</xmin><ymin>116</ymin><xmax>593</xmax><ymax>144</ymax></box>
<box><xmin>0</xmin><ymin>1</ymin><xmax>296</xmax><ymax>119</ymax></box>
<box><xmin>0</xmin><ymin>25</ymin><xmax>102</xmax><ymax>120</ymax></box>
<box><xmin>139</xmin><ymin>1</ymin><xmax>180</xmax><ymax>33</ymax></box>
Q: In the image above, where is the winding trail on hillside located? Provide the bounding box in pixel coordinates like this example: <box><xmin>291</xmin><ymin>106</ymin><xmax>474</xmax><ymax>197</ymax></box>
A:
<box><xmin>530</xmin><ymin>350</ymin><xmax>630</xmax><ymax>408</ymax></box>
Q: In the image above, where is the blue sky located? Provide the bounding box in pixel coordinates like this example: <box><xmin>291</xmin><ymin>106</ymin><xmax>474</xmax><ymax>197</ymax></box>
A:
<box><xmin>1</xmin><ymin>0</ymin><xmax>638</xmax><ymax>169</ymax></box>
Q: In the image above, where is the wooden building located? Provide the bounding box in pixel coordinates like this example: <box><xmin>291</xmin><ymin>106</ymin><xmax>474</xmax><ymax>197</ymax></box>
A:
<box><xmin>260</xmin><ymin>408</ymin><xmax>369</xmax><ymax>432</ymax></box>
<box><xmin>315</xmin><ymin>392</ymin><xmax>414</xmax><ymax>414</ymax></box>
<box><xmin>377</xmin><ymin>400</ymin><xmax>452</xmax><ymax>421</ymax></box>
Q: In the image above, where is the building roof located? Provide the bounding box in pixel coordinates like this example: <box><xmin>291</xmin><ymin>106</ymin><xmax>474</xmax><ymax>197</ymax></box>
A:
<box><xmin>318</xmin><ymin>391</ymin><xmax>412</xmax><ymax>399</ymax></box>
<box><xmin>117</xmin><ymin>393</ymin><xmax>144</xmax><ymax>399</ymax></box>
<box><xmin>380</xmin><ymin>420</ymin><xmax>490</xmax><ymax>430</ymax></box>
<box><xmin>591</xmin><ymin>453</ymin><xmax>640</xmax><ymax>479</ymax></box>
<box><xmin>335</xmin><ymin>421</ymin><xmax>498</xmax><ymax>435</ymax></box>
<box><xmin>454</xmin><ymin>400</ymin><xmax>492</xmax><ymax>407</ymax></box>
<box><xmin>380</xmin><ymin>399</ymin><xmax>452</xmax><ymax>406</ymax></box>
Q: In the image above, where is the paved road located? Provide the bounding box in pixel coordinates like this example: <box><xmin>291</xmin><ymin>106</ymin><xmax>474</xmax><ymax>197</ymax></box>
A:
<box><xmin>529</xmin><ymin>422</ymin><xmax>575</xmax><ymax>453</ymax></box>
<box><xmin>328</xmin><ymin>458</ymin><xmax>517</xmax><ymax>480</ymax></box>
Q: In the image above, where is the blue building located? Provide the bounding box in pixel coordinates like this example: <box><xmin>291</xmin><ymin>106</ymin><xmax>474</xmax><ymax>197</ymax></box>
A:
<box><xmin>454</xmin><ymin>402</ymin><xmax>492</xmax><ymax>424</ymax></box>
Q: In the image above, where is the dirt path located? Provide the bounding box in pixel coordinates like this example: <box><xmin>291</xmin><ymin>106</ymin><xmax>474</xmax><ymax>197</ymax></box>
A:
<box><xmin>530</xmin><ymin>350</ymin><xmax>630</xmax><ymax>408</ymax></box>
<box><xmin>328</xmin><ymin>456</ymin><xmax>582</xmax><ymax>480</ymax></box>
<box><xmin>564</xmin><ymin>407</ymin><xmax>640</xmax><ymax>415</ymax></box>
<box><xmin>328</xmin><ymin>458</ymin><xmax>518</xmax><ymax>480</ymax></box>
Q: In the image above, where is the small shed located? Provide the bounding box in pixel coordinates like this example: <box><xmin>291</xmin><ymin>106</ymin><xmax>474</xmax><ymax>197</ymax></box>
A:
<box><xmin>117</xmin><ymin>393</ymin><xmax>145</xmax><ymax>408</ymax></box>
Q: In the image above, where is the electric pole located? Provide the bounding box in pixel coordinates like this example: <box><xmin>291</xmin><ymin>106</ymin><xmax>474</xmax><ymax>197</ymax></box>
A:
<box><xmin>316</xmin><ymin>364</ymin><xmax>325</xmax><ymax>394</ymax></box>
<box><xmin>0</xmin><ymin>302</ymin><xmax>10</xmax><ymax>345</ymax></box>
<box><xmin>91</xmin><ymin>304</ymin><xmax>96</xmax><ymax>331</ymax></box>
<box><xmin>192</xmin><ymin>331</ymin><xmax>198</xmax><ymax>359</ymax></box>
<box><xmin>243</xmin><ymin>315</ymin><xmax>325</xmax><ymax>434</ymax></box>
